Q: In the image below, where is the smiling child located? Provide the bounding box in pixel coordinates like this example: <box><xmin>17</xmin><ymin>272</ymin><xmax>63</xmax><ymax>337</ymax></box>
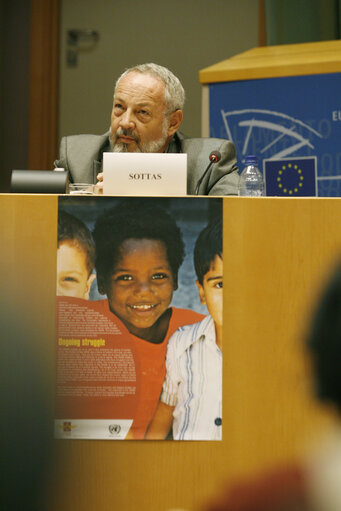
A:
<box><xmin>92</xmin><ymin>199</ymin><xmax>204</xmax><ymax>438</ymax></box>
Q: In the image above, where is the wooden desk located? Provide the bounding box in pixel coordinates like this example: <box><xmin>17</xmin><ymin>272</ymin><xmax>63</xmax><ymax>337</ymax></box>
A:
<box><xmin>1</xmin><ymin>195</ymin><xmax>340</xmax><ymax>511</ymax></box>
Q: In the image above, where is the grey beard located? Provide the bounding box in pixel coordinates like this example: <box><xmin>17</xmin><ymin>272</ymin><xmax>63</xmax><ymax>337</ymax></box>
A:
<box><xmin>110</xmin><ymin>135</ymin><xmax>168</xmax><ymax>153</ymax></box>
<box><xmin>110</xmin><ymin>117</ymin><xmax>170</xmax><ymax>153</ymax></box>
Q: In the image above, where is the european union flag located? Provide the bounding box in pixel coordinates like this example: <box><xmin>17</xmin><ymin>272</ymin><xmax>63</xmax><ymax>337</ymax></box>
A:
<box><xmin>264</xmin><ymin>157</ymin><xmax>317</xmax><ymax>197</ymax></box>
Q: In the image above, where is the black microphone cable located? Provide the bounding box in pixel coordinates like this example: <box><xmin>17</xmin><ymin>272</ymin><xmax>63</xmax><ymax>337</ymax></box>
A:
<box><xmin>194</xmin><ymin>150</ymin><xmax>221</xmax><ymax>195</ymax></box>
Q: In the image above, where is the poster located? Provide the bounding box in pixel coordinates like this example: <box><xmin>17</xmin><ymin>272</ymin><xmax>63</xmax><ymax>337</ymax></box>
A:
<box><xmin>55</xmin><ymin>196</ymin><xmax>222</xmax><ymax>440</ymax></box>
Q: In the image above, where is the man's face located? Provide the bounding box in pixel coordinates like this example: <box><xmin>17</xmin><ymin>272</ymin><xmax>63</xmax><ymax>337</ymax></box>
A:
<box><xmin>104</xmin><ymin>238</ymin><xmax>175</xmax><ymax>339</ymax></box>
<box><xmin>57</xmin><ymin>242</ymin><xmax>95</xmax><ymax>299</ymax></box>
<box><xmin>110</xmin><ymin>72</ymin><xmax>171</xmax><ymax>153</ymax></box>
<box><xmin>196</xmin><ymin>254</ymin><xmax>223</xmax><ymax>328</ymax></box>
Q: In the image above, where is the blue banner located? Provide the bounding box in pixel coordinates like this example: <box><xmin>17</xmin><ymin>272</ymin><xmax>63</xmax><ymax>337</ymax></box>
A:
<box><xmin>209</xmin><ymin>73</ymin><xmax>341</xmax><ymax>196</ymax></box>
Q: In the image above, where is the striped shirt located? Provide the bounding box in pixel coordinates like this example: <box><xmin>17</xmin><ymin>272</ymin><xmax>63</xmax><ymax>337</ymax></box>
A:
<box><xmin>161</xmin><ymin>315</ymin><xmax>222</xmax><ymax>440</ymax></box>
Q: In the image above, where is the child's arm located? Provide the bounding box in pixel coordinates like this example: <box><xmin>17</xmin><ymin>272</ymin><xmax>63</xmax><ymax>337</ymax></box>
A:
<box><xmin>145</xmin><ymin>401</ymin><xmax>174</xmax><ymax>439</ymax></box>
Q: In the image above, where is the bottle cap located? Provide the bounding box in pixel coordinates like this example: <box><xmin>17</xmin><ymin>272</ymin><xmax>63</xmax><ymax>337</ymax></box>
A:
<box><xmin>244</xmin><ymin>155</ymin><xmax>258</xmax><ymax>166</ymax></box>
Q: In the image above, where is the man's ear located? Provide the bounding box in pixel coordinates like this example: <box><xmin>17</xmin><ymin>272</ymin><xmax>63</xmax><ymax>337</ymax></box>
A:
<box><xmin>167</xmin><ymin>109</ymin><xmax>183</xmax><ymax>137</ymax></box>
<box><xmin>84</xmin><ymin>273</ymin><xmax>96</xmax><ymax>300</ymax></box>
<box><xmin>196</xmin><ymin>280</ymin><xmax>206</xmax><ymax>306</ymax></box>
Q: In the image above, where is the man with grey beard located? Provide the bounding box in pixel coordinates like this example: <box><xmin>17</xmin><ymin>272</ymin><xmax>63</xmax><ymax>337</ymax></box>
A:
<box><xmin>55</xmin><ymin>63</ymin><xmax>239</xmax><ymax>195</ymax></box>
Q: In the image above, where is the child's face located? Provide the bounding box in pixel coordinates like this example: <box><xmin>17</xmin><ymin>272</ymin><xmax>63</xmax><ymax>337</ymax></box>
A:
<box><xmin>196</xmin><ymin>254</ymin><xmax>223</xmax><ymax>328</ymax></box>
<box><xmin>105</xmin><ymin>238</ymin><xmax>175</xmax><ymax>338</ymax></box>
<box><xmin>57</xmin><ymin>241</ymin><xmax>95</xmax><ymax>299</ymax></box>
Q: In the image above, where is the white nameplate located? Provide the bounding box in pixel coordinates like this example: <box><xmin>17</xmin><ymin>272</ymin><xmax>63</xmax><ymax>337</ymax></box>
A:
<box><xmin>103</xmin><ymin>152</ymin><xmax>187</xmax><ymax>196</ymax></box>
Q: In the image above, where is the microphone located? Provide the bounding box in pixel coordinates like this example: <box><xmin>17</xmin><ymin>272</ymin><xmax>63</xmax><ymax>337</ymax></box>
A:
<box><xmin>195</xmin><ymin>150</ymin><xmax>221</xmax><ymax>195</ymax></box>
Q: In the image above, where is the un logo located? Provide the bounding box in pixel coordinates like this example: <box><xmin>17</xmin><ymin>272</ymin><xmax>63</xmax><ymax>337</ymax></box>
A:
<box><xmin>109</xmin><ymin>424</ymin><xmax>121</xmax><ymax>435</ymax></box>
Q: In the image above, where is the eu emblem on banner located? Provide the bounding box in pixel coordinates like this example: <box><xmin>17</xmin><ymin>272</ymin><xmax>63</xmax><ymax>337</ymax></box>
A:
<box><xmin>263</xmin><ymin>157</ymin><xmax>317</xmax><ymax>196</ymax></box>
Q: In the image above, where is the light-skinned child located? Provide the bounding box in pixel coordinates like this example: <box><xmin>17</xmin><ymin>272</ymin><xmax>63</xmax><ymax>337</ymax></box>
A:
<box><xmin>146</xmin><ymin>218</ymin><xmax>223</xmax><ymax>440</ymax></box>
<box><xmin>57</xmin><ymin>210</ymin><xmax>96</xmax><ymax>299</ymax></box>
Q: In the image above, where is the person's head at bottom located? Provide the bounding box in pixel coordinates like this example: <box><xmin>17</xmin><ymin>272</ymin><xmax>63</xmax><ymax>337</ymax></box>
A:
<box><xmin>0</xmin><ymin>296</ymin><xmax>52</xmax><ymax>510</ymax></box>
<box><xmin>307</xmin><ymin>261</ymin><xmax>341</xmax><ymax>412</ymax></box>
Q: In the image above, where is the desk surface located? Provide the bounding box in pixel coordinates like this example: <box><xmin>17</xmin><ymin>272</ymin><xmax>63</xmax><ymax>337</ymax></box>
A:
<box><xmin>199</xmin><ymin>40</ymin><xmax>341</xmax><ymax>84</ymax></box>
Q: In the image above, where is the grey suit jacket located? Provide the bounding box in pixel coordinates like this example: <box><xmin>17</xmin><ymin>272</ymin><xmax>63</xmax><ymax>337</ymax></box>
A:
<box><xmin>54</xmin><ymin>131</ymin><xmax>239</xmax><ymax>195</ymax></box>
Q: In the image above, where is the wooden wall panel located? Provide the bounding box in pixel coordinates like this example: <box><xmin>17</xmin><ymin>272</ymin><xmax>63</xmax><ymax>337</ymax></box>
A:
<box><xmin>28</xmin><ymin>0</ymin><xmax>59</xmax><ymax>170</ymax></box>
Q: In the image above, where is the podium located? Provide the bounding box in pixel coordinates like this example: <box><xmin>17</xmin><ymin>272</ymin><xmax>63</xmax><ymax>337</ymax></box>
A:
<box><xmin>200</xmin><ymin>40</ymin><xmax>341</xmax><ymax>197</ymax></box>
<box><xmin>1</xmin><ymin>194</ymin><xmax>340</xmax><ymax>510</ymax></box>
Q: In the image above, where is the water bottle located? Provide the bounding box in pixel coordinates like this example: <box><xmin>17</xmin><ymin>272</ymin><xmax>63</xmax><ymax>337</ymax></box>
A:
<box><xmin>238</xmin><ymin>155</ymin><xmax>264</xmax><ymax>197</ymax></box>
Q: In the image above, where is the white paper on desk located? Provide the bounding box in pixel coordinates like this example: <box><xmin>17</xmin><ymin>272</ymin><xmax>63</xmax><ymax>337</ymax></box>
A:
<box><xmin>103</xmin><ymin>152</ymin><xmax>187</xmax><ymax>196</ymax></box>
